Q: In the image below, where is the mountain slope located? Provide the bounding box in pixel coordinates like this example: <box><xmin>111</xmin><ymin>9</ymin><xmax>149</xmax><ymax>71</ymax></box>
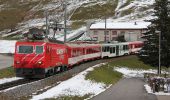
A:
<box><xmin>0</xmin><ymin>0</ymin><xmax>155</xmax><ymax>39</ymax></box>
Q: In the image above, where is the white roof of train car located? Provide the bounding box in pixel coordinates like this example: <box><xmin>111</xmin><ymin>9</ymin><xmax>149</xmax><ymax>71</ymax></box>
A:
<box><xmin>66</xmin><ymin>43</ymin><xmax>101</xmax><ymax>48</ymax></box>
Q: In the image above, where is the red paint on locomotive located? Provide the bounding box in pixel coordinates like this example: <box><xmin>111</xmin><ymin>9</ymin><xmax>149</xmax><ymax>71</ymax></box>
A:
<box><xmin>14</xmin><ymin>41</ymin><xmax>101</xmax><ymax>78</ymax></box>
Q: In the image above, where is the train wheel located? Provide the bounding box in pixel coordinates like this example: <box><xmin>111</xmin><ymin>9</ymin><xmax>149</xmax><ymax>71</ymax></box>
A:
<box><xmin>64</xmin><ymin>66</ymin><xmax>68</xmax><ymax>71</ymax></box>
<box><xmin>54</xmin><ymin>67</ymin><xmax>59</xmax><ymax>74</ymax></box>
<box><xmin>46</xmin><ymin>69</ymin><xmax>54</xmax><ymax>77</ymax></box>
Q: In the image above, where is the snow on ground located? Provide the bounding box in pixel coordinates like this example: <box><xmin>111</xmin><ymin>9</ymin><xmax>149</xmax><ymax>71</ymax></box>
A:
<box><xmin>31</xmin><ymin>63</ymin><xmax>108</xmax><ymax>100</ymax></box>
<box><xmin>115</xmin><ymin>0</ymin><xmax>128</xmax><ymax>11</ymax></box>
<box><xmin>114</xmin><ymin>67</ymin><xmax>158</xmax><ymax>78</ymax></box>
<box><xmin>0</xmin><ymin>77</ymin><xmax>22</xmax><ymax>85</ymax></box>
<box><xmin>0</xmin><ymin>40</ymin><xmax>16</xmax><ymax>53</ymax></box>
<box><xmin>115</xmin><ymin>67</ymin><xmax>170</xmax><ymax>95</ymax></box>
<box><xmin>57</xmin><ymin>27</ymin><xmax>86</xmax><ymax>41</ymax></box>
<box><xmin>144</xmin><ymin>84</ymin><xmax>170</xmax><ymax>95</ymax></box>
<box><xmin>117</xmin><ymin>0</ymin><xmax>154</xmax><ymax>13</ymax></box>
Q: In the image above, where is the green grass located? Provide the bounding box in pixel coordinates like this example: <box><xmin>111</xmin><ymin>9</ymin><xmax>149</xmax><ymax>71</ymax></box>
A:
<box><xmin>70</xmin><ymin>1</ymin><xmax>118</xmax><ymax>20</ymax></box>
<box><xmin>71</xmin><ymin>21</ymin><xmax>86</xmax><ymax>30</ymax></box>
<box><xmin>109</xmin><ymin>56</ymin><xmax>155</xmax><ymax>70</ymax></box>
<box><xmin>0</xmin><ymin>66</ymin><xmax>15</xmax><ymax>79</ymax></box>
<box><xmin>0</xmin><ymin>1</ymin><xmax>40</xmax><ymax>31</ymax></box>
<box><xmin>86</xmin><ymin>64</ymin><xmax>122</xmax><ymax>85</ymax></box>
<box><xmin>44</xmin><ymin>94</ymin><xmax>91</xmax><ymax>100</ymax></box>
<box><xmin>85</xmin><ymin>56</ymin><xmax>161</xmax><ymax>86</ymax></box>
<box><xmin>2</xmin><ymin>33</ymin><xmax>23</xmax><ymax>40</ymax></box>
<box><xmin>120</xmin><ymin>8</ymin><xmax>134</xmax><ymax>17</ymax></box>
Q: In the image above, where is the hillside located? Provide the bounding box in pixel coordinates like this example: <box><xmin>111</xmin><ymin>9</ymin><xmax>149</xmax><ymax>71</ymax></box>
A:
<box><xmin>0</xmin><ymin>0</ymin><xmax>155</xmax><ymax>39</ymax></box>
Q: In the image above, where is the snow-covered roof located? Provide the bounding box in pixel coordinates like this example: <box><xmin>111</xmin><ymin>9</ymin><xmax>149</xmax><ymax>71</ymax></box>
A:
<box><xmin>90</xmin><ymin>22</ymin><xmax>151</xmax><ymax>30</ymax></box>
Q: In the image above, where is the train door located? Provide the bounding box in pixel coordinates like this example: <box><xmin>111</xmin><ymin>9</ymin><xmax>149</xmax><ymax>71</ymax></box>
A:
<box><xmin>116</xmin><ymin>45</ymin><xmax>119</xmax><ymax>56</ymax></box>
<box><xmin>109</xmin><ymin>46</ymin><xmax>116</xmax><ymax>57</ymax></box>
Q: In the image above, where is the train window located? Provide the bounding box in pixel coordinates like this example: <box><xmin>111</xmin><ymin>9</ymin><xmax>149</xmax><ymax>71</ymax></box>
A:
<box><xmin>113</xmin><ymin>47</ymin><xmax>115</xmax><ymax>53</ymax></box>
<box><xmin>110</xmin><ymin>47</ymin><xmax>113</xmax><ymax>53</ymax></box>
<box><xmin>110</xmin><ymin>47</ymin><xmax>115</xmax><ymax>53</ymax></box>
<box><xmin>107</xmin><ymin>47</ymin><xmax>110</xmax><ymax>52</ymax></box>
<box><xmin>103</xmin><ymin>47</ymin><xmax>109</xmax><ymax>52</ymax></box>
<box><xmin>36</xmin><ymin>46</ymin><xmax>43</xmax><ymax>54</ymax></box>
<box><xmin>102</xmin><ymin>47</ymin><xmax>105</xmax><ymax>52</ymax></box>
<box><xmin>18</xmin><ymin>46</ymin><xmax>33</xmax><ymax>54</ymax></box>
<box><xmin>123</xmin><ymin>45</ymin><xmax>128</xmax><ymax>50</ymax></box>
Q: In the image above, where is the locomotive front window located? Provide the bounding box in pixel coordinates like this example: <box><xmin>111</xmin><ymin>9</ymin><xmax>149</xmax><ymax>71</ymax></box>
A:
<box><xmin>18</xmin><ymin>46</ymin><xmax>33</xmax><ymax>54</ymax></box>
<box><xmin>36</xmin><ymin>46</ymin><xmax>43</xmax><ymax>54</ymax></box>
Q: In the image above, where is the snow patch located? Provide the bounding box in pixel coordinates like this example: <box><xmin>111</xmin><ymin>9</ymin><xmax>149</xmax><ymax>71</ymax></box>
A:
<box><xmin>144</xmin><ymin>84</ymin><xmax>170</xmax><ymax>95</ymax></box>
<box><xmin>57</xmin><ymin>27</ymin><xmax>86</xmax><ymax>41</ymax></box>
<box><xmin>114</xmin><ymin>67</ymin><xmax>157</xmax><ymax>78</ymax></box>
<box><xmin>31</xmin><ymin>63</ymin><xmax>107</xmax><ymax>100</ymax></box>
<box><xmin>0</xmin><ymin>40</ymin><xmax>16</xmax><ymax>53</ymax></box>
<box><xmin>0</xmin><ymin>77</ymin><xmax>22</xmax><ymax>85</ymax></box>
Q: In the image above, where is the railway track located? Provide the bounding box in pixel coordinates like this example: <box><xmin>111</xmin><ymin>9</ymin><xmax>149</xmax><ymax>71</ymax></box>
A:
<box><xmin>0</xmin><ymin>55</ymin><xmax>133</xmax><ymax>91</ymax></box>
<box><xmin>0</xmin><ymin>79</ymin><xmax>39</xmax><ymax>91</ymax></box>
<box><xmin>0</xmin><ymin>55</ymin><xmax>135</xmax><ymax>99</ymax></box>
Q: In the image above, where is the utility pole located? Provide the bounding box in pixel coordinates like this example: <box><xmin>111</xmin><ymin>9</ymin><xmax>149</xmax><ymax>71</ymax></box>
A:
<box><xmin>64</xmin><ymin>1</ymin><xmax>67</xmax><ymax>43</ymax></box>
<box><xmin>156</xmin><ymin>30</ymin><xmax>161</xmax><ymax>76</ymax></box>
<box><xmin>45</xmin><ymin>10</ymin><xmax>49</xmax><ymax>38</ymax></box>
<box><xmin>104</xmin><ymin>16</ymin><xmax>107</xmax><ymax>42</ymax></box>
<box><xmin>158</xmin><ymin>31</ymin><xmax>161</xmax><ymax>76</ymax></box>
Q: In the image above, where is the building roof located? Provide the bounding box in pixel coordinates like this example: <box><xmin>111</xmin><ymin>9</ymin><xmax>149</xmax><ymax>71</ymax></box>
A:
<box><xmin>90</xmin><ymin>22</ymin><xmax>151</xmax><ymax>30</ymax></box>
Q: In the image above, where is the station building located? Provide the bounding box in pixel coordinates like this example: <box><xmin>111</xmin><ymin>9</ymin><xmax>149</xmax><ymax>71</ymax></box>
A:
<box><xmin>89</xmin><ymin>22</ymin><xmax>151</xmax><ymax>42</ymax></box>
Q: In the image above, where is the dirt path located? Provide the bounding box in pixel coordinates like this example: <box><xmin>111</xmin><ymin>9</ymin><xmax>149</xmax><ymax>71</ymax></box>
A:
<box><xmin>91</xmin><ymin>78</ymin><xmax>157</xmax><ymax>100</ymax></box>
<box><xmin>0</xmin><ymin>54</ymin><xmax>13</xmax><ymax>69</ymax></box>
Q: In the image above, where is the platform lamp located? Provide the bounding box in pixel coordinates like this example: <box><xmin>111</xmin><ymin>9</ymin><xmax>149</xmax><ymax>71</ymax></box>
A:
<box><xmin>156</xmin><ymin>30</ymin><xmax>161</xmax><ymax>76</ymax></box>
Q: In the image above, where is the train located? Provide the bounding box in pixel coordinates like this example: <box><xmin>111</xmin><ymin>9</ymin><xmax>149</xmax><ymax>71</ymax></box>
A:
<box><xmin>13</xmin><ymin>40</ymin><xmax>143</xmax><ymax>78</ymax></box>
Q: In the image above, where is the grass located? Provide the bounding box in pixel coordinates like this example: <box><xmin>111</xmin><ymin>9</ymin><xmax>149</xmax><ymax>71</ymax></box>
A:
<box><xmin>109</xmin><ymin>56</ymin><xmax>155</xmax><ymax>70</ymax></box>
<box><xmin>71</xmin><ymin>21</ymin><xmax>86</xmax><ymax>30</ymax></box>
<box><xmin>120</xmin><ymin>8</ymin><xmax>134</xmax><ymax>17</ymax></box>
<box><xmin>86</xmin><ymin>64</ymin><xmax>122</xmax><ymax>85</ymax></box>
<box><xmin>2</xmin><ymin>33</ymin><xmax>23</xmax><ymax>40</ymax></box>
<box><xmin>85</xmin><ymin>56</ymin><xmax>161</xmax><ymax>86</ymax></box>
<box><xmin>0</xmin><ymin>66</ymin><xmax>15</xmax><ymax>79</ymax></box>
<box><xmin>44</xmin><ymin>94</ymin><xmax>91</xmax><ymax>100</ymax></box>
<box><xmin>0</xmin><ymin>1</ymin><xmax>40</xmax><ymax>31</ymax></box>
<box><xmin>70</xmin><ymin>1</ymin><xmax>118</xmax><ymax>20</ymax></box>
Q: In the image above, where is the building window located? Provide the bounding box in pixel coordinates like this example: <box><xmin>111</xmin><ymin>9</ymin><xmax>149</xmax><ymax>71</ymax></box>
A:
<box><xmin>112</xmin><ymin>31</ymin><xmax>117</xmax><ymax>35</ymax></box>
<box><xmin>120</xmin><ymin>31</ymin><xmax>125</xmax><ymax>36</ymax></box>
<box><xmin>105</xmin><ymin>31</ymin><xmax>109</xmax><ymax>35</ymax></box>
<box><xmin>112</xmin><ymin>37</ymin><xmax>116</xmax><ymax>41</ymax></box>
<box><xmin>106</xmin><ymin>37</ymin><xmax>109</xmax><ymax>41</ymax></box>
<box><xmin>59</xmin><ymin>28</ymin><xmax>61</xmax><ymax>31</ymax></box>
<box><xmin>94</xmin><ymin>31</ymin><xmax>98</xmax><ymax>35</ymax></box>
<box><xmin>93</xmin><ymin>37</ymin><xmax>98</xmax><ymax>41</ymax></box>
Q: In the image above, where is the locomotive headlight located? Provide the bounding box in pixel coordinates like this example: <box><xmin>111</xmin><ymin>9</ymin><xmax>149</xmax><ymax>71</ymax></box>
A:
<box><xmin>16</xmin><ymin>61</ymin><xmax>20</xmax><ymax>64</ymax></box>
<box><xmin>38</xmin><ymin>61</ymin><xmax>42</xmax><ymax>64</ymax></box>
